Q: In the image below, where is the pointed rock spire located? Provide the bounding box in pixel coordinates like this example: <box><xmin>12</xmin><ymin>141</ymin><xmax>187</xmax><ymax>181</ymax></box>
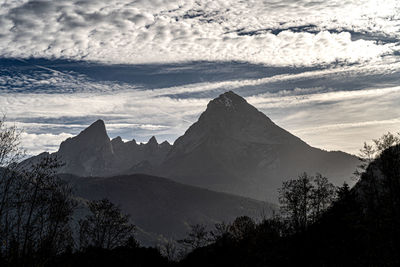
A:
<box><xmin>82</xmin><ymin>119</ymin><xmax>107</xmax><ymax>137</ymax></box>
<box><xmin>147</xmin><ymin>136</ymin><xmax>158</xmax><ymax>145</ymax></box>
<box><xmin>58</xmin><ymin>119</ymin><xmax>111</xmax><ymax>155</ymax></box>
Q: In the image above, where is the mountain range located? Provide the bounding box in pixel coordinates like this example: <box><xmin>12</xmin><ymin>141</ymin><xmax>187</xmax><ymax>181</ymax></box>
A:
<box><xmin>24</xmin><ymin>91</ymin><xmax>359</xmax><ymax>201</ymax></box>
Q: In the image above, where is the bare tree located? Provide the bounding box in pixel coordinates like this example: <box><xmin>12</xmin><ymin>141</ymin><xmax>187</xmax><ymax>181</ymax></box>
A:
<box><xmin>228</xmin><ymin>216</ymin><xmax>255</xmax><ymax>241</ymax></box>
<box><xmin>373</xmin><ymin>132</ymin><xmax>400</xmax><ymax>153</ymax></box>
<box><xmin>178</xmin><ymin>223</ymin><xmax>211</xmax><ymax>251</ymax></box>
<box><xmin>0</xmin><ymin>116</ymin><xmax>23</xmax><ymax>168</ymax></box>
<box><xmin>279</xmin><ymin>173</ymin><xmax>337</xmax><ymax>233</ymax></box>
<box><xmin>0</xmin><ymin>116</ymin><xmax>24</xmax><ymax>246</ymax></box>
<box><xmin>311</xmin><ymin>173</ymin><xmax>337</xmax><ymax>220</ymax></box>
<box><xmin>0</xmin><ymin>118</ymin><xmax>76</xmax><ymax>265</ymax></box>
<box><xmin>209</xmin><ymin>221</ymin><xmax>229</xmax><ymax>242</ymax></box>
<box><xmin>279</xmin><ymin>172</ymin><xmax>313</xmax><ymax>232</ymax></box>
<box><xmin>13</xmin><ymin>157</ymin><xmax>75</xmax><ymax>264</ymax></box>
<box><xmin>158</xmin><ymin>239</ymin><xmax>180</xmax><ymax>262</ymax></box>
<box><xmin>355</xmin><ymin>132</ymin><xmax>400</xmax><ymax>178</ymax></box>
<box><xmin>78</xmin><ymin>198</ymin><xmax>136</xmax><ymax>250</ymax></box>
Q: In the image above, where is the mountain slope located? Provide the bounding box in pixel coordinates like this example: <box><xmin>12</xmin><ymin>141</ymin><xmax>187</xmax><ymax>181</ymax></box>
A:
<box><xmin>156</xmin><ymin>91</ymin><xmax>359</xmax><ymax>201</ymax></box>
<box><xmin>63</xmin><ymin>173</ymin><xmax>272</xmax><ymax>246</ymax></box>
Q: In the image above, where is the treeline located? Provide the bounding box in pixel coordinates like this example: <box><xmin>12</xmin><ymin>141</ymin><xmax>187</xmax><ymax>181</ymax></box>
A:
<box><xmin>169</xmin><ymin>172</ymin><xmax>343</xmax><ymax>266</ymax></box>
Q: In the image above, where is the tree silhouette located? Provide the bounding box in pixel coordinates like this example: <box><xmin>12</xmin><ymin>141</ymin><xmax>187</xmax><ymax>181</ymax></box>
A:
<box><xmin>279</xmin><ymin>172</ymin><xmax>337</xmax><ymax>232</ymax></box>
<box><xmin>178</xmin><ymin>223</ymin><xmax>210</xmax><ymax>251</ymax></box>
<box><xmin>355</xmin><ymin>131</ymin><xmax>400</xmax><ymax>177</ymax></box>
<box><xmin>336</xmin><ymin>182</ymin><xmax>351</xmax><ymax>201</ymax></box>
<box><xmin>311</xmin><ymin>173</ymin><xmax>337</xmax><ymax>220</ymax></box>
<box><xmin>228</xmin><ymin>216</ymin><xmax>255</xmax><ymax>241</ymax></box>
<box><xmin>0</xmin><ymin>116</ymin><xmax>23</xmax><ymax>168</ymax></box>
<box><xmin>279</xmin><ymin>172</ymin><xmax>313</xmax><ymax>232</ymax></box>
<box><xmin>0</xmin><ymin>118</ymin><xmax>76</xmax><ymax>265</ymax></box>
<box><xmin>78</xmin><ymin>198</ymin><xmax>135</xmax><ymax>250</ymax></box>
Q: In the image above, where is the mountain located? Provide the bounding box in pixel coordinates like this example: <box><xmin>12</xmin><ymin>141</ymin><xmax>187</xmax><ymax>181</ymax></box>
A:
<box><xmin>155</xmin><ymin>91</ymin><xmax>359</xmax><ymax>201</ymax></box>
<box><xmin>63</xmin><ymin>173</ymin><xmax>272</xmax><ymax>246</ymax></box>
<box><xmin>22</xmin><ymin>91</ymin><xmax>359</xmax><ymax>202</ymax></box>
<box><xmin>22</xmin><ymin>120</ymin><xmax>172</xmax><ymax>177</ymax></box>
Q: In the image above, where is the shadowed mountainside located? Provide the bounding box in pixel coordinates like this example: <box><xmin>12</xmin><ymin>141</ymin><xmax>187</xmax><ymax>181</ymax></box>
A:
<box><xmin>63</xmin><ymin>173</ymin><xmax>272</xmax><ymax>246</ymax></box>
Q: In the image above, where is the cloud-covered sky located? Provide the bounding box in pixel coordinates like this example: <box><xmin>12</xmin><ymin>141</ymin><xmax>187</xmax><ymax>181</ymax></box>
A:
<box><xmin>1</xmin><ymin>0</ymin><xmax>399</xmax><ymax>65</ymax></box>
<box><xmin>0</xmin><ymin>0</ymin><xmax>399</xmax><ymax>155</ymax></box>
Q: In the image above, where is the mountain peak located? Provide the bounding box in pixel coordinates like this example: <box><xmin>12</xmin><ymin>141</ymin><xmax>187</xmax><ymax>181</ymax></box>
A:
<box><xmin>58</xmin><ymin>119</ymin><xmax>110</xmax><ymax>154</ymax></box>
<box><xmin>147</xmin><ymin>136</ymin><xmax>158</xmax><ymax>145</ymax></box>
<box><xmin>111</xmin><ymin>136</ymin><xmax>123</xmax><ymax>146</ymax></box>
<box><xmin>81</xmin><ymin>119</ymin><xmax>107</xmax><ymax>136</ymax></box>
<box><xmin>208</xmin><ymin>91</ymin><xmax>247</xmax><ymax>110</ymax></box>
<box><xmin>172</xmin><ymin>91</ymin><xmax>306</xmax><ymax>150</ymax></box>
<box><xmin>90</xmin><ymin>119</ymin><xmax>105</xmax><ymax>127</ymax></box>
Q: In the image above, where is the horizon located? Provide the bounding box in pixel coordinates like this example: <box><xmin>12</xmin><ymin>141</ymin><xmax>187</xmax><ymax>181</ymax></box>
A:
<box><xmin>17</xmin><ymin>91</ymin><xmax>376</xmax><ymax>158</ymax></box>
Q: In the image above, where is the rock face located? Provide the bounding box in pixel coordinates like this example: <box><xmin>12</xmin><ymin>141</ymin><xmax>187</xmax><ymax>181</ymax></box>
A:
<box><xmin>57</xmin><ymin>120</ymin><xmax>115</xmax><ymax>176</ymax></box>
<box><xmin>23</xmin><ymin>91</ymin><xmax>359</xmax><ymax>202</ymax></box>
<box><xmin>157</xmin><ymin>91</ymin><xmax>359</xmax><ymax>201</ymax></box>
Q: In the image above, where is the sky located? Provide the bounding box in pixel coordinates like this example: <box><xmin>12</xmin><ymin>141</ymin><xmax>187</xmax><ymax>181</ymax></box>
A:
<box><xmin>0</xmin><ymin>0</ymin><xmax>399</xmax><ymax>155</ymax></box>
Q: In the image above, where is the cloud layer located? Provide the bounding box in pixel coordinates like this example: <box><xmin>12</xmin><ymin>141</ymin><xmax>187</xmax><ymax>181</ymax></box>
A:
<box><xmin>0</xmin><ymin>0</ymin><xmax>399</xmax><ymax>65</ymax></box>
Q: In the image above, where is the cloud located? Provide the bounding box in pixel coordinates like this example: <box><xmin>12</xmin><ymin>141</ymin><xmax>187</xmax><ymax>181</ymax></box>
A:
<box><xmin>19</xmin><ymin>132</ymin><xmax>74</xmax><ymax>155</ymax></box>
<box><xmin>0</xmin><ymin>0</ymin><xmax>398</xmax><ymax>66</ymax></box>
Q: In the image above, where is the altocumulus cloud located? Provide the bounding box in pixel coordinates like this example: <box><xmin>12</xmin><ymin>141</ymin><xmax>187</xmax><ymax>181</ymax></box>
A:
<box><xmin>0</xmin><ymin>0</ymin><xmax>399</xmax><ymax>65</ymax></box>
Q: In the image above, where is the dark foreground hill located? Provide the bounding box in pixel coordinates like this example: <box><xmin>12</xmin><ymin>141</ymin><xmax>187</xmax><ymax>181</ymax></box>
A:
<box><xmin>63</xmin><ymin>173</ymin><xmax>273</xmax><ymax>246</ymax></box>
<box><xmin>179</xmin><ymin>144</ymin><xmax>400</xmax><ymax>266</ymax></box>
